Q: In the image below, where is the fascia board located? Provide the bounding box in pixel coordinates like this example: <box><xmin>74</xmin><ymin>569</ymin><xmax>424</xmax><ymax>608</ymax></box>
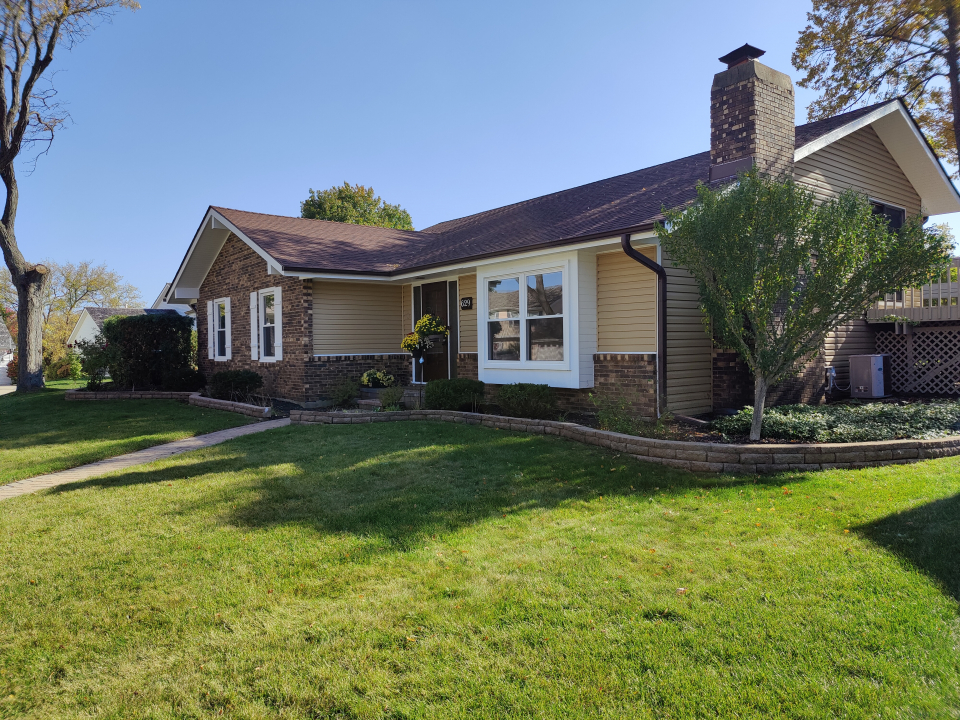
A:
<box><xmin>794</xmin><ymin>101</ymin><xmax>900</xmax><ymax>162</ymax></box>
<box><xmin>66</xmin><ymin>309</ymin><xmax>90</xmax><ymax>346</ymax></box>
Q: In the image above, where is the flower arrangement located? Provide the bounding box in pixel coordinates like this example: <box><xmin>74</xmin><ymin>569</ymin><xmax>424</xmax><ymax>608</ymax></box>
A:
<box><xmin>414</xmin><ymin>313</ymin><xmax>449</xmax><ymax>337</ymax></box>
<box><xmin>361</xmin><ymin>369</ymin><xmax>395</xmax><ymax>388</ymax></box>
<box><xmin>401</xmin><ymin>314</ymin><xmax>449</xmax><ymax>362</ymax></box>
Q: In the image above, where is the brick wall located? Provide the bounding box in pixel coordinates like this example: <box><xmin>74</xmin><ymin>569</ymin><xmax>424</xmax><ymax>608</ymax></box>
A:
<box><xmin>457</xmin><ymin>353</ymin><xmax>478</xmax><ymax>380</ymax></box>
<box><xmin>713</xmin><ymin>348</ymin><xmax>826</xmax><ymax>410</ymax></box>
<box><xmin>198</xmin><ymin>234</ymin><xmax>310</xmax><ymax>401</ymax></box>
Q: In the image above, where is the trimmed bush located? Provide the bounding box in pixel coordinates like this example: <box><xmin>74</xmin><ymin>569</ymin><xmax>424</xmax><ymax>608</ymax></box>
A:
<box><xmin>76</xmin><ymin>336</ymin><xmax>118</xmax><ymax>391</ymax></box>
<box><xmin>425</xmin><ymin>378</ymin><xmax>485</xmax><ymax>411</ymax></box>
<box><xmin>496</xmin><ymin>383</ymin><xmax>557</xmax><ymax>419</ymax></box>
<box><xmin>379</xmin><ymin>385</ymin><xmax>405</xmax><ymax>410</ymax></box>
<box><xmin>331</xmin><ymin>379</ymin><xmax>360</xmax><ymax>408</ymax></box>
<box><xmin>162</xmin><ymin>368</ymin><xmax>206</xmax><ymax>392</ymax></box>
<box><xmin>101</xmin><ymin>313</ymin><xmax>195</xmax><ymax>390</ymax></box>
<box><xmin>210</xmin><ymin>370</ymin><xmax>263</xmax><ymax>401</ymax></box>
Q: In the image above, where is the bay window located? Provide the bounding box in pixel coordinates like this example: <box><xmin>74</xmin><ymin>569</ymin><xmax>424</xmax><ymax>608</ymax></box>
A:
<box><xmin>486</xmin><ymin>269</ymin><xmax>564</xmax><ymax>364</ymax></box>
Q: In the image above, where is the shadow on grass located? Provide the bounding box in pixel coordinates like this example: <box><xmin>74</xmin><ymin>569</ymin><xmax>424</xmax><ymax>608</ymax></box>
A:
<box><xmin>45</xmin><ymin>423</ymin><xmax>793</xmax><ymax>551</ymax></box>
<box><xmin>856</xmin><ymin>493</ymin><xmax>960</xmax><ymax>602</ymax></box>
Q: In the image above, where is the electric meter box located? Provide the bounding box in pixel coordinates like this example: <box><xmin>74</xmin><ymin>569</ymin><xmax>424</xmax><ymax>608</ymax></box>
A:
<box><xmin>849</xmin><ymin>354</ymin><xmax>891</xmax><ymax>399</ymax></box>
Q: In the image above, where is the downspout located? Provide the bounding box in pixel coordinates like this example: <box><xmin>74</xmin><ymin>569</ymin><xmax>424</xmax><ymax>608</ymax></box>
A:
<box><xmin>620</xmin><ymin>233</ymin><xmax>667</xmax><ymax>416</ymax></box>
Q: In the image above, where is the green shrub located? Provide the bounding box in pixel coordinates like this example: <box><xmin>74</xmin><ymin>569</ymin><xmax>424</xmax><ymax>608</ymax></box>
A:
<box><xmin>361</xmin><ymin>369</ymin><xmax>395</xmax><ymax>388</ymax></box>
<box><xmin>76</xmin><ymin>336</ymin><xmax>119</xmax><ymax>390</ymax></box>
<box><xmin>496</xmin><ymin>383</ymin><xmax>556</xmax><ymax>419</ymax></box>
<box><xmin>712</xmin><ymin>401</ymin><xmax>960</xmax><ymax>443</ymax></box>
<box><xmin>210</xmin><ymin>370</ymin><xmax>263</xmax><ymax>401</ymax></box>
<box><xmin>330</xmin><ymin>379</ymin><xmax>360</xmax><ymax>408</ymax></box>
<box><xmin>101</xmin><ymin>313</ymin><xmax>195</xmax><ymax>389</ymax></box>
<box><xmin>162</xmin><ymin>368</ymin><xmax>206</xmax><ymax>392</ymax></box>
<box><xmin>379</xmin><ymin>385</ymin><xmax>405</xmax><ymax>410</ymax></box>
<box><xmin>45</xmin><ymin>352</ymin><xmax>82</xmax><ymax>381</ymax></box>
<box><xmin>424</xmin><ymin>378</ymin><xmax>485</xmax><ymax>411</ymax></box>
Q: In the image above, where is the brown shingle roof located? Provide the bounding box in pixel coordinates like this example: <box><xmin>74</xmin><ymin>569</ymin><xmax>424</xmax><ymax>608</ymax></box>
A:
<box><xmin>86</xmin><ymin>307</ymin><xmax>178</xmax><ymax>329</ymax></box>
<box><xmin>216</xmin><ymin>102</ymin><xmax>900</xmax><ymax>276</ymax></box>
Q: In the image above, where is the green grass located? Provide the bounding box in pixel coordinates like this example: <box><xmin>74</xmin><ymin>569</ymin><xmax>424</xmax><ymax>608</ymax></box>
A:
<box><xmin>0</xmin><ymin>380</ymin><xmax>252</xmax><ymax>484</ymax></box>
<box><xmin>0</xmin><ymin>421</ymin><xmax>958</xmax><ymax>718</ymax></box>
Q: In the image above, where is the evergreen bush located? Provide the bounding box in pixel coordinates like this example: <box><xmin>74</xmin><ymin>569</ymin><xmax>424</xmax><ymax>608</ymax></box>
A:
<box><xmin>424</xmin><ymin>378</ymin><xmax>485</xmax><ymax>411</ymax></box>
<box><xmin>496</xmin><ymin>383</ymin><xmax>557</xmax><ymax>419</ymax></box>
<box><xmin>100</xmin><ymin>313</ymin><xmax>195</xmax><ymax>390</ymax></box>
<box><xmin>209</xmin><ymin>370</ymin><xmax>263</xmax><ymax>401</ymax></box>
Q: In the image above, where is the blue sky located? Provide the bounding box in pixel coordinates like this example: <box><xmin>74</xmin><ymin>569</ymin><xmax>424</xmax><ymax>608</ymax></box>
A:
<box><xmin>14</xmin><ymin>0</ymin><xmax>960</xmax><ymax>302</ymax></box>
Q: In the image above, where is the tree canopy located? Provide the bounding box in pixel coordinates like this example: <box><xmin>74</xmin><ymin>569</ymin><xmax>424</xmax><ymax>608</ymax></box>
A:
<box><xmin>1</xmin><ymin>260</ymin><xmax>141</xmax><ymax>363</ymax></box>
<box><xmin>793</xmin><ymin>0</ymin><xmax>960</xmax><ymax>173</ymax></box>
<box><xmin>301</xmin><ymin>182</ymin><xmax>414</xmax><ymax>230</ymax></box>
<box><xmin>656</xmin><ymin>169</ymin><xmax>951</xmax><ymax>440</ymax></box>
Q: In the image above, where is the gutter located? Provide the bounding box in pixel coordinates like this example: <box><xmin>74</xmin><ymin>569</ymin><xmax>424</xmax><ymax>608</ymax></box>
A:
<box><xmin>620</xmin><ymin>233</ymin><xmax>667</xmax><ymax>416</ymax></box>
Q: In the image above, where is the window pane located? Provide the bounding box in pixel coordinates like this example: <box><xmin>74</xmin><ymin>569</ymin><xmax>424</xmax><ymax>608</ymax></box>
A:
<box><xmin>489</xmin><ymin>320</ymin><xmax>520</xmax><ymax>361</ymax></box>
<box><xmin>528</xmin><ymin>318</ymin><xmax>563</xmax><ymax>361</ymax></box>
<box><xmin>488</xmin><ymin>278</ymin><xmax>520</xmax><ymax>319</ymax></box>
<box><xmin>217</xmin><ymin>303</ymin><xmax>226</xmax><ymax>330</ymax></box>
<box><xmin>526</xmin><ymin>272</ymin><xmax>563</xmax><ymax>316</ymax></box>
<box><xmin>217</xmin><ymin>329</ymin><xmax>226</xmax><ymax>357</ymax></box>
<box><xmin>263</xmin><ymin>294</ymin><xmax>275</xmax><ymax>325</ymax></box>
<box><xmin>263</xmin><ymin>326</ymin><xmax>275</xmax><ymax>357</ymax></box>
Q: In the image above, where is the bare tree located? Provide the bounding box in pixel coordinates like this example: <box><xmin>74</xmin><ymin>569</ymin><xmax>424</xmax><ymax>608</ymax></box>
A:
<box><xmin>0</xmin><ymin>0</ymin><xmax>138</xmax><ymax>390</ymax></box>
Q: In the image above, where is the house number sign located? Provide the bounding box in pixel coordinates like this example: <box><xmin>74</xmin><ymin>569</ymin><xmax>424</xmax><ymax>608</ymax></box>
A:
<box><xmin>460</xmin><ymin>297</ymin><xmax>473</xmax><ymax>310</ymax></box>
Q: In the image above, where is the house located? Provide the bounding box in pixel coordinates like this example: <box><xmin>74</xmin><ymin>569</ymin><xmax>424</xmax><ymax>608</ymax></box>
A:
<box><xmin>66</xmin><ymin>307</ymin><xmax>180</xmax><ymax>348</ymax></box>
<box><xmin>164</xmin><ymin>44</ymin><xmax>960</xmax><ymax>414</ymax></box>
<box><xmin>151</xmin><ymin>283</ymin><xmax>194</xmax><ymax>317</ymax></box>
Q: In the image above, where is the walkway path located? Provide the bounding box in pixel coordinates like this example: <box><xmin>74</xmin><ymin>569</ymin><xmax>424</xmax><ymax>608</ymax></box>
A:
<box><xmin>0</xmin><ymin>418</ymin><xmax>290</xmax><ymax>501</ymax></box>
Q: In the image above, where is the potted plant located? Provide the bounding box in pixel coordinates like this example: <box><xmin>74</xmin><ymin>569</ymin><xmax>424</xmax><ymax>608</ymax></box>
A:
<box><xmin>414</xmin><ymin>314</ymin><xmax>449</xmax><ymax>344</ymax></box>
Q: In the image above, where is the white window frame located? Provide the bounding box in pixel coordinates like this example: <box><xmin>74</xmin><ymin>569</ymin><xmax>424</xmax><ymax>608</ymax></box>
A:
<box><xmin>250</xmin><ymin>286</ymin><xmax>283</xmax><ymax>363</ymax></box>
<box><xmin>211</xmin><ymin>296</ymin><xmax>231</xmax><ymax>361</ymax></box>
<box><xmin>480</xmin><ymin>262</ymin><xmax>570</xmax><ymax>371</ymax></box>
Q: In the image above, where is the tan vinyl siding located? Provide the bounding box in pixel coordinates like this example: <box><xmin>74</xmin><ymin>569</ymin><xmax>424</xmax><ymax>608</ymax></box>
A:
<box><xmin>796</xmin><ymin>125</ymin><xmax>921</xmax><ymax>214</ymax></box>
<box><xmin>664</xmin><ymin>249</ymin><xmax>713</xmax><ymax>415</ymax></box>
<box><xmin>824</xmin><ymin>319</ymin><xmax>876</xmax><ymax>386</ymax></box>
<box><xmin>313</xmin><ymin>280</ymin><xmax>404</xmax><ymax>355</ymax></box>
<box><xmin>458</xmin><ymin>274</ymin><xmax>478</xmax><ymax>353</ymax></box>
<box><xmin>597</xmin><ymin>248</ymin><xmax>657</xmax><ymax>352</ymax></box>
<box><xmin>401</xmin><ymin>283</ymin><xmax>412</xmax><ymax>335</ymax></box>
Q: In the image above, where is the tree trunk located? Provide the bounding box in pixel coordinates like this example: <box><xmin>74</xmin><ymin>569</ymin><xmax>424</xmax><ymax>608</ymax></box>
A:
<box><xmin>14</xmin><ymin>266</ymin><xmax>47</xmax><ymax>391</ymax></box>
<box><xmin>750</xmin><ymin>374</ymin><xmax>768</xmax><ymax>442</ymax></box>
<box><xmin>943</xmin><ymin>2</ymin><xmax>960</xmax><ymax>162</ymax></box>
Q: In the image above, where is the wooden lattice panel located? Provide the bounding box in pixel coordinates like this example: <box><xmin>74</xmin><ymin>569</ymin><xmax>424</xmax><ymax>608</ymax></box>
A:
<box><xmin>875</xmin><ymin>326</ymin><xmax>960</xmax><ymax>395</ymax></box>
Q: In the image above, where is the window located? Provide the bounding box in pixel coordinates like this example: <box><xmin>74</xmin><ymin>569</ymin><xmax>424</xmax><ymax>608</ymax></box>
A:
<box><xmin>207</xmin><ymin>297</ymin><xmax>231</xmax><ymax>361</ymax></box>
<box><xmin>871</xmin><ymin>201</ymin><xmax>905</xmax><ymax>231</ymax></box>
<box><xmin>250</xmin><ymin>287</ymin><xmax>282</xmax><ymax>362</ymax></box>
<box><xmin>487</xmin><ymin>269</ymin><xmax>564</xmax><ymax>363</ymax></box>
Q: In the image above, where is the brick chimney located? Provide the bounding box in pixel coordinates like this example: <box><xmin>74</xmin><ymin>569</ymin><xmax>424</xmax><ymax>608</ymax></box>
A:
<box><xmin>709</xmin><ymin>43</ymin><xmax>794</xmax><ymax>182</ymax></box>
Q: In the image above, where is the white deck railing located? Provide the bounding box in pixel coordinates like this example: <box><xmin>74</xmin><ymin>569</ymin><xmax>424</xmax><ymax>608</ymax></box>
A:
<box><xmin>867</xmin><ymin>256</ymin><xmax>960</xmax><ymax>322</ymax></box>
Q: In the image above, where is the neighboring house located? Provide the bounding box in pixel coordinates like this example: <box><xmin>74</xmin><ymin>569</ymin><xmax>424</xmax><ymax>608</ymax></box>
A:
<box><xmin>151</xmin><ymin>283</ymin><xmax>194</xmax><ymax>317</ymax></box>
<box><xmin>164</xmin><ymin>44</ymin><xmax>960</xmax><ymax>414</ymax></box>
<box><xmin>66</xmin><ymin>307</ymin><xmax>179</xmax><ymax>348</ymax></box>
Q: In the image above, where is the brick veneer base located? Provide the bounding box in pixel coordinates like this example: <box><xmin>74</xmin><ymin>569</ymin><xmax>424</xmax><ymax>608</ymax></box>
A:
<box><xmin>456</xmin><ymin>353</ymin><xmax>656</xmax><ymax>418</ymax></box>
<box><xmin>291</xmin><ymin>408</ymin><xmax>960</xmax><ymax>473</ymax></box>
<box><xmin>305</xmin><ymin>354</ymin><xmax>412</xmax><ymax>400</ymax></box>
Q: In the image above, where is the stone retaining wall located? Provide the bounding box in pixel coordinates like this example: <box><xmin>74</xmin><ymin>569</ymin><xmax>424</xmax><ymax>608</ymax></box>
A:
<box><xmin>188</xmin><ymin>394</ymin><xmax>272</xmax><ymax>419</ymax></box>
<box><xmin>65</xmin><ymin>390</ymin><xmax>195</xmax><ymax>401</ymax></box>
<box><xmin>290</xmin><ymin>408</ymin><xmax>960</xmax><ymax>474</ymax></box>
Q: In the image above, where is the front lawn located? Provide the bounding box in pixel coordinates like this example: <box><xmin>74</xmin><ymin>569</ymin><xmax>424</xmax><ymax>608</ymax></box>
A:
<box><xmin>0</xmin><ymin>380</ymin><xmax>252</xmax><ymax>484</ymax></box>
<box><xmin>0</xmin><ymin>422</ymin><xmax>957</xmax><ymax>718</ymax></box>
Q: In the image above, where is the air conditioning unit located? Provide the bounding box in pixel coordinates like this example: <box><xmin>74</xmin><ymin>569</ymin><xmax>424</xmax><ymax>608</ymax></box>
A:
<box><xmin>849</xmin><ymin>354</ymin><xmax>891</xmax><ymax>399</ymax></box>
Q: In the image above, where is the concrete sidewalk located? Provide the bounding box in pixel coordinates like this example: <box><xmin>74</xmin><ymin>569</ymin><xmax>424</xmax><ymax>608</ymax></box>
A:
<box><xmin>0</xmin><ymin>417</ymin><xmax>291</xmax><ymax>501</ymax></box>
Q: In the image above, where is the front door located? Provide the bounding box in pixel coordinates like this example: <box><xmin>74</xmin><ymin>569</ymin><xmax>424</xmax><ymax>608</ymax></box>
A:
<box><xmin>421</xmin><ymin>281</ymin><xmax>449</xmax><ymax>382</ymax></box>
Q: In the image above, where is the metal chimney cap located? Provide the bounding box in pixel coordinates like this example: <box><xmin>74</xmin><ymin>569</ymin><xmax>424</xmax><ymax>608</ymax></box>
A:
<box><xmin>718</xmin><ymin>43</ymin><xmax>766</xmax><ymax>69</ymax></box>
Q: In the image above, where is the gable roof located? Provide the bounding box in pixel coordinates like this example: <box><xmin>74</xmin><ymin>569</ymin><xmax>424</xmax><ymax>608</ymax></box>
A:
<box><xmin>168</xmin><ymin>99</ymin><xmax>960</xmax><ymax>295</ymax></box>
<box><xmin>85</xmin><ymin>307</ymin><xmax>178</xmax><ymax>329</ymax></box>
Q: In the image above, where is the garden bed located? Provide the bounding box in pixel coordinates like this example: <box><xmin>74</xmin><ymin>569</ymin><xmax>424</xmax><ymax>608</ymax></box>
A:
<box><xmin>291</xmin><ymin>408</ymin><xmax>960</xmax><ymax>473</ymax></box>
